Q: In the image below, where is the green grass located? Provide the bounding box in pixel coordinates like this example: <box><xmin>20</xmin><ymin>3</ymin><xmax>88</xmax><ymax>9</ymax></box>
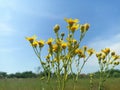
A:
<box><xmin>0</xmin><ymin>78</ymin><xmax>120</xmax><ymax>90</ymax></box>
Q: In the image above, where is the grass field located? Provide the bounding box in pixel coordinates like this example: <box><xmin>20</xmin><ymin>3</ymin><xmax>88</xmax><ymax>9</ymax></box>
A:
<box><xmin>0</xmin><ymin>78</ymin><xmax>120</xmax><ymax>90</ymax></box>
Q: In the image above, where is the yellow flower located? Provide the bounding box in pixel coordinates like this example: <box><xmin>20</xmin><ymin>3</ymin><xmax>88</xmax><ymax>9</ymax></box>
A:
<box><xmin>96</xmin><ymin>52</ymin><xmax>102</xmax><ymax>61</ymax></box>
<box><xmin>46</xmin><ymin>38</ymin><xmax>54</xmax><ymax>45</ymax></box>
<box><xmin>64</xmin><ymin>18</ymin><xmax>79</xmax><ymax>26</ymax></box>
<box><xmin>75</xmin><ymin>49</ymin><xmax>85</xmax><ymax>58</ymax></box>
<box><xmin>101</xmin><ymin>48</ymin><xmax>110</xmax><ymax>55</ymax></box>
<box><xmin>56</xmin><ymin>39</ymin><xmax>62</xmax><ymax>45</ymax></box>
<box><xmin>101</xmin><ymin>54</ymin><xmax>106</xmax><ymax>60</ymax></box>
<box><xmin>75</xmin><ymin>48</ymin><xmax>83</xmax><ymax>55</ymax></box>
<box><xmin>52</xmin><ymin>44</ymin><xmax>58</xmax><ymax>52</ymax></box>
<box><xmin>61</xmin><ymin>42</ymin><xmax>67</xmax><ymax>49</ymax></box>
<box><xmin>69</xmin><ymin>24</ymin><xmax>79</xmax><ymax>32</ymax></box>
<box><xmin>75</xmin><ymin>49</ymin><xmax>79</xmax><ymax>54</ymax></box>
<box><xmin>37</xmin><ymin>40</ymin><xmax>45</xmax><ymax>47</ymax></box>
<box><xmin>26</xmin><ymin>35</ymin><xmax>37</xmax><ymax>43</ymax></box>
<box><xmin>45</xmin><ymin>54</ymin><xmax>51</xmax><ymax>59</ymax></box>
<box><xmin>96</xmin><ymin>52</ymin><xmax>102</xmax><ymax>57</ymax></box>
<box><xmin>112</xmin><ymin>55</ymin><xmax>120</xmax><ymax>60</ymax></box>
<box><xmin>32</xmin><ymin>41</ymin><xmax>38</xmax><ymax>47</ymax></box>
<box><xmin>53</xmin><ymin>24</ymin><xmax>60</xmax><ymax>33</ymax></box>
<box><xmin>87</xmin><ymin>48</ymin><xmax>95</xmax><ymax>56</ymax></box>
<box><xmin>80</xmin><ymin>54</ymin><xmax>86</xmax><ymax>58</ymax></box>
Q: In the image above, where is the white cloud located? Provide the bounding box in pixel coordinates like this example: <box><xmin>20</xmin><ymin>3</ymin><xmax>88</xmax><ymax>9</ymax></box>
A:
<box><xmin>81</xmin><ymin>33</ymin><xmax>120</xmax><ymax>73</ymax></box>
<box><xmin>88</xmin><ymin>33</ymin><xmax>120</xmax><ymax>53</ymax></box>
<box><xmin>85</xmin><ymin>33</ymin><xmax>120</xmax><ymax>67</ymax></box>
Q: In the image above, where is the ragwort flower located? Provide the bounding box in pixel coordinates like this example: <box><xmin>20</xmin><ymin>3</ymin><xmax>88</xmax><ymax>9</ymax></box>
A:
<box><xmin>61</xmin><ymin>42</ymin><xmax>67</xmax><ymax>49</ymax></box>
<box><xmin>26</xmin><ymin>35</ymin><xmax>37</xmax><ymax>44</ymax></box>
<box><xmin>64</xmin><ymin>18</ymin><xmax>79</xmax><ymax>26</ymax></box>
<box><xmin>46</xmin><ymin>38</ymin><xmax>54</xmax><ymax>45</ymax></box>
<box><xmin>37</xmin><ymin>40</ymin><xmax>45</xmax><ymax>47</ymax></box>
<box><xmin>68</xmin><ymin>24</ymin><xmax>80</xmax><ymax>32</ymax></box>
<box><xmin>52</xmin><ymin>44</ymin><xmax>58</xmax><ymax>52</ymax></box>
<box><xmin>32</xmin><ymin>41</ymin><xmax>38</xmax><ymax>47</ymax></box>
<box><xmin>87</xmin><ymin>48</ymin><xmax>95</xmax><ymax>56</ymax></box>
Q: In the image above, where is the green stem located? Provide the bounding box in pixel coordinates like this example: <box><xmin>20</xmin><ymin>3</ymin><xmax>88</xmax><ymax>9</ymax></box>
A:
<box><xmin>98</xmin><ymin>62</ymin><xmax>104</xmax><ymax>90</ymax></box>
<box><xmin>76</xmin><ymin>56</ymin><xmax>90</xmax><ymax>81</ymax></box>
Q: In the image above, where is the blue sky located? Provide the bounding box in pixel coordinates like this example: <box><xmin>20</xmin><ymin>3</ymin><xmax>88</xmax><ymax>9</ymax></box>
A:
<box><xmin>0</xmin><ymin>0</ymin><xmax>120</xmax><ymax>74</ymax></box>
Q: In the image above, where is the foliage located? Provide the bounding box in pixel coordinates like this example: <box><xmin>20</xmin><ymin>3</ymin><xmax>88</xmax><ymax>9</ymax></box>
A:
<box><xmin>0</xmin><ymin>71</ymin><xmax>37</xmax><ymax>78</ymax></box>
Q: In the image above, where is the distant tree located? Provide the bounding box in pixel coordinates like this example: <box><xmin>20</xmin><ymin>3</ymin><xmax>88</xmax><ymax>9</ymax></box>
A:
<box><xmin>113</xmin><ymin>72</ymin><xmax>120</xmax><ymax>78</ymax></box>
<box><xmin>93</xmin><ymin>69</ymin><xmax>120</xmax><ymax>78</ymax></box>
<box><xmin>0</xmin><ymin>72</ymin><xmax>7</xmax><ymax>78</ymax></box>
<box><xmin>21</xmin><ymin>71</ymin><xmax>37</xmax><ymax>78</ymax></box>
<box><xmin>15</xmin><ymin>72</ymin><xmax>21</xmax><ymax>78</ymax></box>
<box><xmin>7</xmin><ymin>74</ymin><xmax>15</xmax><ymax>78</ymax></box>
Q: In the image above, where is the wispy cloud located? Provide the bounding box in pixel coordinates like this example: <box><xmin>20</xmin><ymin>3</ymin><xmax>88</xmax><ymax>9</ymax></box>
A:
<box><xmin>82</xmin><ymin>33</ymin><xmax>120</xmax><ymax>73</ymax></box>
<box><xmin>85</xmin><ymin>33</ymin><xmax>120</xmax><ymax>69</ymax></box>
<box><xmin>88</xmin><ymin>33</ymin><xmax>120</xmax><ymax>53</ymax></box>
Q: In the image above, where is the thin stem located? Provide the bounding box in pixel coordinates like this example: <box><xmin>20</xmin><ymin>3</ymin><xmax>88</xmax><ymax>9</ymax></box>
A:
<box><xmin>75</xmin><ymin>56</ymin><xmax>90</xmax><ymax>81</ymax></box>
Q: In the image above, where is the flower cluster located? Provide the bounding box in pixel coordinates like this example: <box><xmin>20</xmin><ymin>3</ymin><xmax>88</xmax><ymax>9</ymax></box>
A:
<box><xmin>26</xmin><ymin>35</ymin><xmax>45</xmax><ymax>48</ymax></box>
<box><xmin>26</xmin><ymin>18</ymin><xmax>94</xmax><ymax>90</ymax></box>
<box><xmin>26</xmin><ymin>18</ymin><xmax>120</xmax><ymax>90</ymax></box>
<box><xmin>96</xmin><ymin>48</ymin><xmax>120</xmax><ymax>65</ymax></box>
<box><xmin>96</xmin><ymin>48</ymin><xmax>120</xmax><ymax>90</ymax></box>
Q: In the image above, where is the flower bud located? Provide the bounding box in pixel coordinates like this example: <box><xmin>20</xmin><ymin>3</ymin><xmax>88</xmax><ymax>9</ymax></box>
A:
<box><xmin>53</xmin><ymin>24</ymin><xmax>60</xmax><ymax>33</ymax></box>
<box><xmin>102</xmin><ymin>60</ymin><xmax>106</xmax><ymax>64</ymax></box>
<box><xmin>84</xmin><ymin>23</ymin><xmax>90</xmax><ymax>31</ymax></box>
<box><xmin>98</xmin><ymin>57</ymin><xmax>101</xmax><ymax>61</ymax></box>
<box><xmin>61</xmin><ymin>32</ymin><xmax>65</xmax><ymax>37</ymax></box>
<box><xmin>116</xmin><ymin>62</ymin><xmax>119</xmax><ymax>65</ymax></box>
<box><xmin>83</xmin><ymin>46</ymin><xmax>87</xmax><ymax>51</ymax></box>
<box><xmin>111</xmin><ymin>52</ymin><xmax>115</xmax><ymax>56</ymax></box>
<box><xmin>73</xmin><ymin>39</ymin><xmax>77</xmax><ymax>44</ymax></box>
<box><xmin>80</xmin><ymin>25</ymin><xmax>85</xmax><ymax>33</ymax></box>
<box><xmin>113</xmin><ymin>62</ymin><xmax>119</xmax><ymax>65</ymax></box>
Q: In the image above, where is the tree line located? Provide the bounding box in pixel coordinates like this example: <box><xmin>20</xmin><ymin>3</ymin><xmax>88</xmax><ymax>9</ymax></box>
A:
<box><xmin>0</xmin><ymin>69</ymin><xmax>120</xmax><ymax>79</ymax></box>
